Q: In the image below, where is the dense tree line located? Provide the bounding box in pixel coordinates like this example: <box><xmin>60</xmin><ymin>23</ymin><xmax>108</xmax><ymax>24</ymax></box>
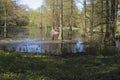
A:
<box><xmin>38</xmin><ymin>0</ymin><xmax>120</xmax><ymax>45</ymax></box>
<box><xmin>28</xmin><ymin>0</ymin><xmax>79</xmax><ymax>40</ymax></box>
<box><xmin>82</xmin><ymin>0</ymin><xmax>120</xmax><ymax>46</ymax></box>
<box><xmin>0</xmin><ymin>0</ymin><xmax>29</xmax><ymax>37</ymax></box>
<box><xmin>0</xmin><ymin>0</ymin><xmax>29</xmax><ymax>26</ymax></box>
<box><xmin>0</xmin><ymin>0</ymin><xmax>120</xmax><ymax>46</ymax></box>
<box><xmin>37</xmin><ymin>0</ymin><xmax>79</xmax><ymax>40</ymax></box>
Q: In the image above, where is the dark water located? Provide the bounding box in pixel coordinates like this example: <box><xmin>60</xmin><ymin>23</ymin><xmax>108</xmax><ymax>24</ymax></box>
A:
<box><xmin>0</xmin><ymin>26</ymin><xmax>81</xmax><ymax>40</ymax></box>
<box><xmin>0</xmin><ymin>27</ymin><xmax>120</xmax><ymax>54</ymax></box>
<box><xmin>0</xmin><ymin>27</ymin><xmax>119</xmax><ymax>54</ymax></box>
<box><xmin>0</xmin><ymin>26</ymin><xmax>84</xmax><ymax>53</ymax></box>
<box><xmin>0</xmin><ymin>39</ymin><xmax>84</xmax><ymax>54</ymax></box>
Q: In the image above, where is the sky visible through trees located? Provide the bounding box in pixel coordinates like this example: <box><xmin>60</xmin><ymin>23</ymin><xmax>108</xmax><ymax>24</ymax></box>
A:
<box><xmin>19</xmin><ymin>0</ymin><xmax>83</xmax><ymax>10</ymax></box>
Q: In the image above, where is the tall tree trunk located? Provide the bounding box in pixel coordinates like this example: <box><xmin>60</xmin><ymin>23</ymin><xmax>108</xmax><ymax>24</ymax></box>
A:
<box><xmin>100</xmin><ymin>0</ymin><xmax>104</xmax><ymax>43</ymax></box>
<box><xmin>90</xmin><ymin>0</ymin><xmax>94</xmax><ymax>41</ymax></box>
<box><xmin>4</xmin><ymin>2</ymin><xmax>7</xmax><ymax>38</ymax></box>
<box><xmin>104</xmin><ymin>0</ymin><xmax>117</xmax><ymax>46</ymax></box>
<box><xmin>116</xmin><ymin>0</ymin><xmax>118</xmax><ymax>19</ymax></box>
<box><xmin>83</xmin><ymin>0</ymin><xmax>87</xmax><ymax>41</ymax></box>
<box><xmin>68</xmin><ymin>0</ymin><xmax>73</xmax><ymax>40</ymax></box>
<box><xmin>104</xmin><ymin>0</ymin><xmax>110</xmax><ymax>46</ymax></box>
<box><xmin>40</xmin><ymin>8</ymin><xmax>43</xmax><ymax>28</ymax></box>
<box><xmin>109</xmin><ymin>0</ymin><xmax>116</xmax><ymax>46</ymax></box>
<box><xmin>44</xmin><ymin>25</ymin><xmax>47</xmax><ymax>37</ymax></box>
<box><xmin>58</xmin><ymin>0</ymin><xmax>63</xmax><ymax>40</ymax></box>
<box><xmin>52</xmin><ymin>0</ymin><xmax>55</xmax><ymax>40</ymax></box>
<box><xmin>56</xmin><ymin>0</ymin><xmax>59</xmax><ymax>30</ymax></box>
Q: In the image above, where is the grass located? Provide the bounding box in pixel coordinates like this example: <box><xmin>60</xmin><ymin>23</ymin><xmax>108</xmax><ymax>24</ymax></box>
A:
<box><xmin>0</xmin><ymin>51</ymin><xmax>120</xmax><ymax>80</ymax></box>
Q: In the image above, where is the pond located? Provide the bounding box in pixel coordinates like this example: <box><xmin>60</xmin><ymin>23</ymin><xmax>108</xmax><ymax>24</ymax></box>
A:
<box><xmin>0</xmin><ymin>26</ymin><xmax>84</xmax><ymax>54</ymax></box>
<box><xmin>0</xmin><ymin>39</ymin><xmax>84</xmax><ymax>54</ymax></box>
<box><xmin>0</xmin><ymin>27</ymin><xmax>120</xmax><ymax>54</ymax></box>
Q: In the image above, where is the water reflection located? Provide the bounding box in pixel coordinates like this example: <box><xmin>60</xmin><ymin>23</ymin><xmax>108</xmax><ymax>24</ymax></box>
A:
<box><xmin>0</xmin><ymin>39</ymin><xmax>85</xmax><ymax>54</ymax></box>
<box><xmin>0</xmin><ymin>27</ymin><xmax>81</xmax><ymax>40</ymax></box>
<box><xmin>73</xmin><ymin>41</ymin><xmax>85</xmax><ymax>53</ymax></box>
<box><xmin>0</xmin><ymin>27</ymin><xmax>119</xmax><ymax>54</ymax></box>
<box><xmin>15</xmin><ymin>40</ymin><xmax>44</xmax><ymax>53</ymax></box>
<box><xmin>116</xmin><ymin>40</ymin><xmax>120</xmax><ymax>47</ymax></box>
<box><xmin>16</xmin><ymin>44</ymin><xmax>44</xmax><ymax>53</ymax></box>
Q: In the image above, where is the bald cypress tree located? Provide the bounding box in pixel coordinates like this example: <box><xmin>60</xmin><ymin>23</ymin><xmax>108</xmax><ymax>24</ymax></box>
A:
<box><xmin>58</xmin><ymin>0</ymin><xmax>63</xmax><ymax>40</ymax></box>
<box><xmin>104</xmin><ymin>0</ymin><xmax>118</xmax><ymax>46</ymax></box>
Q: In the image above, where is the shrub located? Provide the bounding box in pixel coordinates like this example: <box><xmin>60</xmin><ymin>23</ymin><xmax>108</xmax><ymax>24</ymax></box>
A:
<box><xmin>2</xmin><ymin>46</ymin><xmax>7</xmax><ymax>51</ymax></box>
<box><xmin>101</xmin><ymin>46</ymin><xmax>120</xmax><ymax>56</ymax></box>
<box><xmin>61</xmin><ymin>46</ymin><xmax>72</xmax><ymax>57</ymax></box>
<box><xmin>84</xmin><ymin>42</ymin><xmax>120</xmax><ymax>56</ymax></box>
<box><xmin>85</xmin><ymin>42</ymin><xmax>102</xmax><ymax>56</ymax></box>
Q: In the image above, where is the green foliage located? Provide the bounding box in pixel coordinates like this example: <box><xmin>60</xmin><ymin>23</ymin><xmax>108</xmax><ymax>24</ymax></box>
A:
<box><xmin>101</xmin><ymin>46</ymin><xmax>120</xmax><ymax>56</ymax></box>
<box><xmin>85</xmin><ymin>42</ymin><xmax>102</xmax><ymax>56</ymax></box>
<box><xmin>0</xmin><ymin>0</ymin><xmax>29</xmax><ymax>26</ymax></box>
<box><xmin>61</xmin><ymin>46</ymin><xmax>72</xmax><ymax>56</ymax></box>
<box><xmin>0</xmin><ymin>51</ymin><xmax>120</xmax><ymax>80</ymax></box>
<box><xmin>85</xmin><ymin>42</ymin><xmax>120</xmax><ymax>56</ymax></box>
<box><xmin>2</xmin><ymin>46</ymin><xmax>7</xmax><ymax>51</ymax></box>
<box><xmin>116</xmin><ymin>22</ymin><xmax>120</xmax><ymax>38</ymax></box>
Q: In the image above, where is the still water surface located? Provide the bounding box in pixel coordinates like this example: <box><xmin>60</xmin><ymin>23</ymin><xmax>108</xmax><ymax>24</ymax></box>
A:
<box><xmin>0</xmin><ymin>27</ymin><xmax>84</xmax><ymax>53</ymax></box>
<box><xmin>0</xmin><ymin>27</ymin><xmax>119</xmax><ymax>54</ymax></box>
<box><xmin>0</xmin><ymin>39</ymin><xmax>84</xmax><ymax>54</ymax></box>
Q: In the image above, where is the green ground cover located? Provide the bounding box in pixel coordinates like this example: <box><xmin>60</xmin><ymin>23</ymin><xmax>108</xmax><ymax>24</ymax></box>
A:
<box><xmin>0</xmin><ymin>50</ymin><xmax>120</xmax><ymax>80</ymax></box>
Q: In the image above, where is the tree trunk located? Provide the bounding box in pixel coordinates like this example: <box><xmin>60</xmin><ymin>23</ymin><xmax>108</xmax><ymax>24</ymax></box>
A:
<box><xmin>104</xmin><ymin>0</ymin><xmax>110</xmax><ymax>46</ymax></box>
<box><xmin>83</xmin><ymin>0</ymin><xmax>87</xmax><ymax>41</ymax></box>
<box><xmin>104</xmin><ymin>0</ymin><xmax>117</xmax><ymax>46</ymax></box>
<box><xmin>116</xmin><ymin>0</ymin><xmax>118</xmax><ymax>19</ymax></box>
<box><xmin>90</xmin><ymin>0</ymin><xmax>94</xmax><ymax>41</ymax></box>
<box><xmin>109</xmin><ymin>0</ymin><xmax>116</xmax><ymax>46</ymax></box>
<box><xmin>100</xmin><ymin>0</ymin><xmax>104</xmax><ymax>43</ymax></box>
<box><xmin>68</xmin><ymin>0</ymin><xmax>73</xmax><ymax>40</ymax></box>
<box><xmin>52</xmin><ymin>0</ymin><xmax>55</xmax><ymax>40</ymax></box>
<box><xmin>44</xmin><ymin>25</ymin><xmax>47</xmax><ymax>37</ymax></box>
<box><xmin>58</xmin><ymin>0</ymin><xmax>63</xmax><ymax>40</ymax></box>
<box><xmin>4</xmin><ymin>3</ymin><xmax>7</xmax><ymax>38</ymax></box>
